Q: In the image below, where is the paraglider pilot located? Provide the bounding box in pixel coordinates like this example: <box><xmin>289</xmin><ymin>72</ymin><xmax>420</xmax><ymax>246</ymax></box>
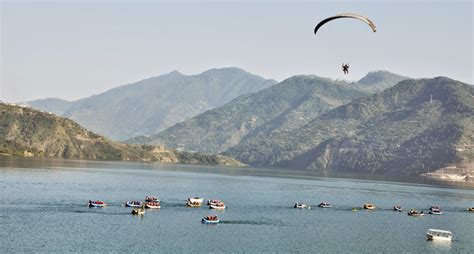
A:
<box><xmin>342</xmin><ymin>63</ymin><xmax>349</xmax><ymax>74</ymax></box>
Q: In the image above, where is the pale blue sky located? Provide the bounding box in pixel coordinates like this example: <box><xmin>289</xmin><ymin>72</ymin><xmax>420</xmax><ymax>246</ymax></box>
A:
<box><xmin>1</xmin><ymin>0</ymin><xmax>472</xmax><ymax>102</ymax></box>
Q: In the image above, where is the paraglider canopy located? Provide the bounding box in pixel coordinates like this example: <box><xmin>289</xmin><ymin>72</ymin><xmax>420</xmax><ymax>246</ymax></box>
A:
<box><xmin>314</xmin><ymin>13</ymin><xmax>377</xmax><ymax>35</ymax></box>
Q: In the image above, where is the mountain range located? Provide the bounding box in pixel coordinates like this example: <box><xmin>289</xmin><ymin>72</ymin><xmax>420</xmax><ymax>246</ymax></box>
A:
<box><xmin>0</xmin><ymin>103</ymin><xmax>243</xmax><ymax>166</ymax></box>
<box><xmin>26</xmin><ymin>68</ymin><xmax>276</xmax><ymax>140</ymax></box>
<box><xmin>130</xmin><ymin>71</ymin><xmax>408</xmax><ymax>154</ymax></box>
<box><xmin>225</xmin><ymin>77</ymin><xmax>473</xmax><ymax>176</ymax></box>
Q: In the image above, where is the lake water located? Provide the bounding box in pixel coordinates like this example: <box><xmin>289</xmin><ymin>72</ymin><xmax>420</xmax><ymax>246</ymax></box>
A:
<box><xmin>1</xmin><ymin>158</ymin><xmax>473</xmax><ymax>253</ymax></box>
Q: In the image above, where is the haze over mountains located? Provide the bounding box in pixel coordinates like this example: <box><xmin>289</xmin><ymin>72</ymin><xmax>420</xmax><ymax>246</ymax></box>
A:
<box><xmin>130</xmin><ymin>70</ymin><xmax>408</xmax><ymax>153</ymax></box>
<box><xmin>20</xmin><ymin>67</ymin><xmax>473</xmax><ymax>177</ymax></box>
<box><xmin>27</xmin><ymin>68</ymin><xmax>276</xmax><ymax>140</ymax></box>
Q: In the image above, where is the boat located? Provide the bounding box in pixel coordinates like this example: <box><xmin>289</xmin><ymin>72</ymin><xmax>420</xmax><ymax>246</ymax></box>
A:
<box><xmin>429</xmin><ymin>208</ymin><xmax>443</xmax><ymax>215</ymax></box>
<box><xmin>393</xmin><ymin>205</ymin><xmax>403</xmax><ymax>212</ymax></box>
<box><xmin>407</xmin><ymin>210</ymin><xmax>424</xmax><ymax>217</ymax></box>
<box><xmin>294</xmin><ymin>202</ymin><xmax>310</xmax><ymax>209</ymax></box>
<box><xmin>125</xmin><ymin>201</ymin><xmax>143</xmax><ymax>207</ymax></box>
<box><xmin>207</xmin><ymin>199</ymin><xmax>222</xmax><ymax>206</ymax></box>
<box><xmin>131</xmin><ymin>207</ymin><xmax>145</xmax><ymax>215</ymax></box>
<box><xmin>363</xmin><ymin>203</ymin><xmax>376</xmax><ymax>210</ymax></box>
<box><xmin>145</xmin><ymin>202</ymin><xmax>161</xmax><ymax>209</ymax></box>
<box><xmin>467</xmin><ymin>207</ymin><xmax>474</xmax><ymax>212</ymax></box>
<box><xmin>202</xmin><ymin>215</ymin><xmax>219</xmax><ymax>224</ymax></box>
<box><xmin>188</xmin><ymin>197</ymin><xmax>203</xmax><ymax>204</ymax></box>
<box><xmin>429</xmin><ymin>205</ymin><xmax>443</xmax><ymax>215</ymax></box>
<box><xmin>145</xmin><ymin>196</ymin><xmax>159</xmax><ymax>202</ymax></box>
<box><xmin>318</xmin><ymin>202</ymin><xmax>332</xmax><ymax>208</ymax></box>
<box><xmin>209</xmin><ymin>202</ymin><xmax>226</xmax><ymax>210</ymax></box>
<box><xmin>426</xmin><ymin>229</ymin><xmax>452</xmax><ymax>241</ymax></box>
<box><xmin>88</xmin><ymin>200</ymin><xmax>107</xmax><ymax>207</ymax></box>
<box><xmin>186</xmin><ymin>201</ymin><xmax>202</xmax><ymax>208</ymax></box>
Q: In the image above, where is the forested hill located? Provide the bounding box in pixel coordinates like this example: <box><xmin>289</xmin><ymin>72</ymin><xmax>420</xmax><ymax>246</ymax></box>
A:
<box><xmin>224</xmin><ymin>77</ymin><xmax>473</xmax><ymax>176</ymax></box>
<box><xmin>0</xmin><ymin>103</ymin><xmax>244</xmax><ymax>167</ymax></box>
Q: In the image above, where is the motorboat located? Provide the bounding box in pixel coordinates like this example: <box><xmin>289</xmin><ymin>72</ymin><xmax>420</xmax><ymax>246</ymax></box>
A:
<box><xmin>145</xmin><ymin>202</ymin><xmax>161</xmax><ymax>209</ymax></box>
<box><xmin>407</xmin><ymin>210</ymin><xmax>424</xmax><ymax>217</ymax></box>
<box><xmin>467</xmin><ymin>207</ymin><xmax>474</xmax><ymax>212</ymax></box>
<box><xmin>202</xmin><ymin>215</ymin><xmax>219</xmax><ymax>224</ymax></box>
<box><xmin>145</xmin><ymin>196</ymin><xmax>160</xmax><ymax>202</ymax></box>
<box><xmin>88</xmin><ymin>200</ymin><xmax>107</xmax><ymax>207</ymax></box>
<box><xmin>188</xmin><ymin>197</ymin><xmax>203</xmax><ymax>204</ymax></box>
<box><xmin>294</xmin><ymin>202</ymin><xmax>310</xmax><ymax>209</ymax></box>
<box><xmin>426</xmin><ymin>229</ymin><xmax>452</xmax><ymax>241</ymax></box>
<box><xmin>207</xmin><ymin>200</ymin><xmax>222</xmax><ymax>206</ymax></box>
<box><xmin>393</xmin><ymin>205</ymin><xmax>403</xmax><ymax>212</ymax></box>
<box><xmin>125</xmin><ymin>201</ymin><xmax>143</xmax><ymax>208</ymax></box>
<box><xmin>209</xmin><ymin>202</ymin><xmax>226</xmax><ymax>210</ymax></box>
<box><xmin>363</xmin><ymin>203</ymin><xmax>376</xmax><ymax>210</ymax></box>
<box><xmin>318</xmin><ymin>202</ymin><xmax>332</xmax><ymax>208</ymax></box>
<box><xmin>429</xmin><ymin>209</ymin><xmax>443</xmax><ymax>215</ymax></box>
<box><xmin>186</xmin><ymin>201</ymin><xmax>202</xmax><ymax>208</ymax></box>
<box><xmin>131</xmin><ymin>207</ymin><xmax>145</xmax><ymax>215</ymax></box>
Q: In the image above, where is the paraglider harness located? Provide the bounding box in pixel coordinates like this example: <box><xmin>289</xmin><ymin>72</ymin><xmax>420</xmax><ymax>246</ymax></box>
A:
<box><xmin>342</xmin><ymin>63</ymin><xmax>350</xmax><ymax>74</ymax></box>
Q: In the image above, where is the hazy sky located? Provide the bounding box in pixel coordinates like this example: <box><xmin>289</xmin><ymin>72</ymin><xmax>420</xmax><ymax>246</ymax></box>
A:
<box><xmin>1</xmin><ymin>0</ymin><xmax>472</xmax><ymax>102</ymax></box>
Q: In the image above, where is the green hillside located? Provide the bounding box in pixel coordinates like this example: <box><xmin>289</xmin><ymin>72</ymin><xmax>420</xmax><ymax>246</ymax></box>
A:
<box><xmin>129</xmin><ymin>75</ymin><xmax>369</xmax><ymax>153</ymax></box>
<box><xmin>0</xmin><ymin>103</ymin><xmax>243</xmax><ymax>167</ymax></box>
<box><xmin>225</xmin><ymin>77</ymin><xmax>473</xmax><ymax>176</ymax></box>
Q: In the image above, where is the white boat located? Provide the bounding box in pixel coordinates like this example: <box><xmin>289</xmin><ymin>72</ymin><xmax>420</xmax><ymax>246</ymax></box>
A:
<box><xmin>202</xmin><ymin>215</ymin><xmax>219</xmax><ymax>224</ymax></box>
<box><xmin>393</xmin><ymin>205</ymin><xmax>403</xmax><ymax>212</ymax></box>
<box><xmin>209</xmin><ymin>202</ymin><xmax>226</xmax><ymax>210</ymax></box>
<box><xmin>145</xmin><ymin>202</ymin><xmax>161</xmax><ymax>209</ymax></box>
<box><xmin>145</xmin><ymin>196</ymin><xmax>159</xmax><ymax>202</ymax></box>
<box><xmin>125</xmin><ymin>201</ymin><xmax>143</xmax><ymax>207</ymax></box>
<box><xmin>186</xmin><ymin>201</ymin><xmax>202</xmax><ymax>208</ymax></box>
<box><xmin>429</xmin><ymin>209</ymin><xmax>443</xmax><ymax>215</ymax></box>
<box><xmin>318</xmin><ymin>202</ymin><xmax>332</xmax><ymax>208</ymax></box>
<box><xmin>294</xmin><ymin>202</ymin><xmax>310</xmax><ymax>209</ymax></box>
<box><xmin>207</xmin><ymin>199</ymin><xmax>222</xmax><ymax>206</ymax></box>
<box><xmin>364</xmin><ymin>203</ymin><xmax>376</xmax><ymax>210</ymax></box>
<box><xmin>88</xmin><ymin>200</ymin><xmax>107</xmax><ymax>207</ymax></box>
<box><xmin>188</xmin><ymin>197</ymin><xmax>203</xmax><ymax>204</ymax></box>
<box><xmin>407</xmin><ymin>210</ymin><xmax>424</xmax><ymax>217</ymax></box>
<box><xmin>426</xmin><ymin>229</ymin><xmax>452</xmax><ymax>241</ymax></box>
<box><xmin>131</xmin><ymin>207</ymin><xmax>145</xmax><ymax>215</ymax></box>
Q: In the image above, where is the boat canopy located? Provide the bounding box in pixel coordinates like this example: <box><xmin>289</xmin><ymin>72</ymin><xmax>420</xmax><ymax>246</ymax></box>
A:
<box><xmin>427</xmin><ymin>229</ymin><xmax>452</xmax><ymax>237</ymax></box>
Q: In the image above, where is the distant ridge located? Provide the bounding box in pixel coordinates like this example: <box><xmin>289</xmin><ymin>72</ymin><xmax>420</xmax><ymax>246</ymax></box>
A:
<box><xmin>27</xmin><ymin>67</ymin><xmax>276</xmax><ymax>140</ymax></box>
<box><xmin>130</xmin><ymin>71</ymin><xmax>406</xmax><ymax>154</ymax></box>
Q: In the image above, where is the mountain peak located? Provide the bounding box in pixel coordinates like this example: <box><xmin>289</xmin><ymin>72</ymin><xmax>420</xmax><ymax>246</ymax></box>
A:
<box><xmin>356</xmin><ymin>70</ymin><xmax>409</xmax><ymax>92</ymax></box>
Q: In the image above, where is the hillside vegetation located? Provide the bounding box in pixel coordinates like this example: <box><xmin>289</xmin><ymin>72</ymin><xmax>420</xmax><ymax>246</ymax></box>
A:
<box><xmin>225</xmin><ymin>77</ymin><xmax>473</xmax><ymax>176</ymax></box>
<box><xmin>132</xmin><ymin>71</ymin><xmax>406</xmax><ymax>154</ymax></box>
<box><xmin>0</xmin><ymin>103</ymin><xmax>243</xmax><ymax>167</ymax></box>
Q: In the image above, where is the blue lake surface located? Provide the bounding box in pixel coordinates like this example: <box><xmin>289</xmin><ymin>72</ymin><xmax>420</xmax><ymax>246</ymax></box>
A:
<box><xmin>1</xmin><ymin>158</ymin><xmax>473</xmax><ymax>253</ymax></box>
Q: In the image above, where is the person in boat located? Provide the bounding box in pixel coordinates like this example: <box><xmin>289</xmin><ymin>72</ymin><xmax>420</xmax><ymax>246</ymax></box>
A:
<box><xmin>342</xmin><ymin>63</ymin><xmax>349</xmax><ymax>74</ymax></box>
